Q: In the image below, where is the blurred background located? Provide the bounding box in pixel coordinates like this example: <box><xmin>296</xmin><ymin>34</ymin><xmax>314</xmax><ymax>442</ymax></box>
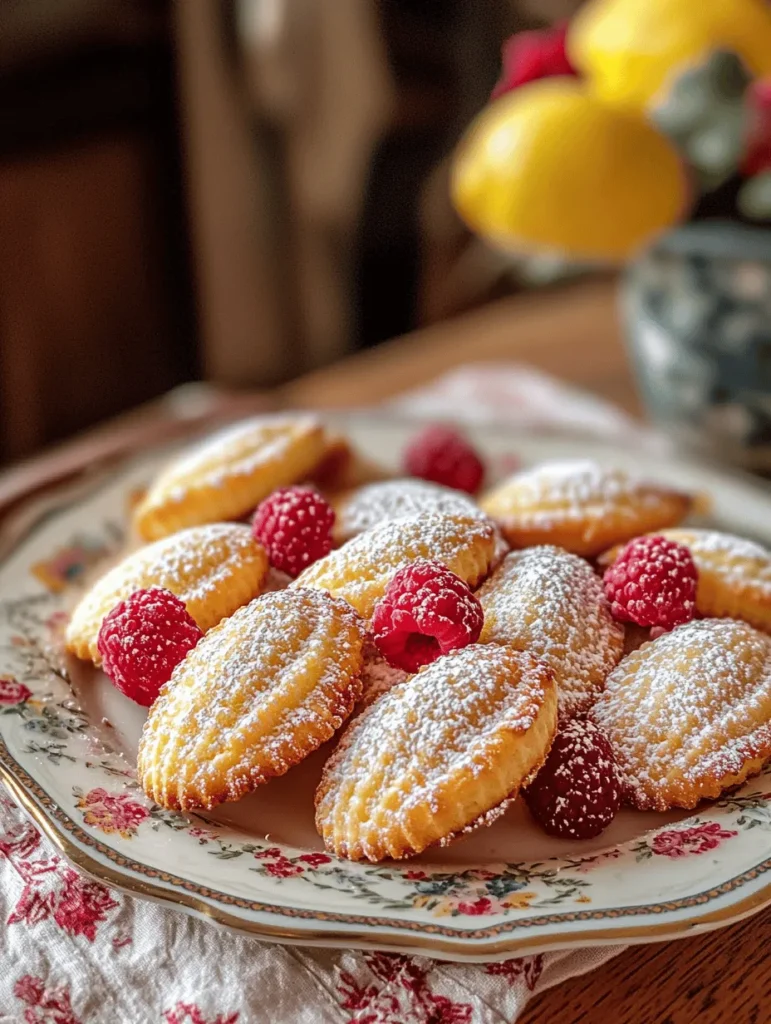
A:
<box><xmin>0</xmin><ymin>0</ymin><xmax>585</xmax><ymax>466</ymax></box>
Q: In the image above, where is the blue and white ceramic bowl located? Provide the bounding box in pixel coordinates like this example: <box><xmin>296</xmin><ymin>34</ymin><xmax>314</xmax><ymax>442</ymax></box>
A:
<box><xmin>624</xmin><ymin>222</ymin><xmax>771</xmax><ymax>472</ymax></box>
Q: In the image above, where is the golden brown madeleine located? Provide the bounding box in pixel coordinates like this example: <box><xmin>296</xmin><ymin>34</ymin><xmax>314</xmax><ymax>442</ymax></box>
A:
<box><xmin>138</xmin><ymin>589</ymin><xmax>366</xmax><ymax>810</ymax></box>
<box><xmin>290</xmin><ymin>512</ymin><xmax>497</xmax><ymax>618</ymax></box>
<box><xmin>592</xmin><ymin>619</ymin><xmax>771</xmax><ymax>811</ymax></box>
<box><xmin>65</xmin><ymin>524</ymin><xmax>268</xmax><ymax>663</ymax></box>
<box><xmin>479</xmin><ymin>459</ymin><xmax>691</xmax><ymax>557</ymax></box>
<box><xmin>478</xmin><ymin>547</ymin><xmax>624</xmax><ymax>722</ymax></box>
<box><xmin>315</xmin><ymin>644</ymin><xmax>557</xmax><ymax>861</ymax></box>
<box><xmin>600</xmin><ymin>529</ymin><xmax>771</xmax><ymax>634</ymax></box>
<box><xmin>133</xmin><ymin>415</ymin><xmax>327</xmax><ymax>540</ymax></box>
<box><xmin>332</xmin><ymin>478</ymin><xmax>491</xmax><ymax>545</ymax></box>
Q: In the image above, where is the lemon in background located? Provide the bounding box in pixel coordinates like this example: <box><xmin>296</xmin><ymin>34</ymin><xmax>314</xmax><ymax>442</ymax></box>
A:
<box><xmin>569</xmin><ymin>0</ymin><xmax>771</xmax><ymax>111</ymax></box>
<box><xmin>451</xmin><ymin>79</ymin><xmax>689</xmax><ymax>262</ymax></box>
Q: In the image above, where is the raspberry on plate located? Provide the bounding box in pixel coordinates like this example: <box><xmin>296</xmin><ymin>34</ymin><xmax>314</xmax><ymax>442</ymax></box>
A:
<box><xmin>403</xmin><ymin>425</ymin><xmax>485</xmax><ymax>495</ymax></box>
<box><xmin>97</xmin><ymin>587</ymin><xmax>202</xmax><ymax>707</ymax></box>
<box><xmin>604</xmin><ymin>534</ymin><xmax>698</xmax><ymax>631</ymax></box>
<box><xmin>524</xmin><ymin>718</ymin><xmax>621</xmax><ymax>839</ymax></box>
<box><xmin>252</xmin><ymin>486</ymin><xmax>335</xmax><ymax>578</ymax></box>
<box><xmin>372</xmin><ymin>559</ymin><xmax>484</xmax><ymax>673</ymax></box>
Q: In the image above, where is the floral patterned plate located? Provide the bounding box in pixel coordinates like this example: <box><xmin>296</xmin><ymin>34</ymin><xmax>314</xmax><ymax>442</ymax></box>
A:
<box><xmin>3</xmin><ymin>415</ymin><xmax>771</xmax><ymax>963</ymax></box>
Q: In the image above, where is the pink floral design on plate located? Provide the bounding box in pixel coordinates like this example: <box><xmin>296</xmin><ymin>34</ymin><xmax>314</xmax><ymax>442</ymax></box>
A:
<box><xmin>457</xmin><ymin>897</ymin><xmax>494</xmax><ymax>916</ymax></box>
<box><xmin>75</xmin><ymin>787</ymin><xmax>149</xmax><ymax>839</ymax></box>
<box><xmin>0</xmin><ymin>676</ymin><xmax>32</xmax><ymax>706</ymax></box>
<box><xmin>651</xmin><ymin>821</ymin><xmax>739</xmax><ymax>858</ymax></box>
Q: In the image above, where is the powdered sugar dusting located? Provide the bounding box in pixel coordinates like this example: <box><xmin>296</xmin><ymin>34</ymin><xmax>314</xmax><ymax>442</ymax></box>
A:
<box><xmin>593</xmin><ymin>618</ymin><xmax>771</xmax><ymax>810</ymax></box>
<box><xmin>478</xmin><ymin>547</ymin><xmax>624</xmax><ymax>721</ymax></box>
<box><xmin>335</xmin><ymin>478</ymin><xmax>487</xmax><ymax>541</ymax></box>
<box><xmin>291</xmin><ymin>512</ymin><xmax>496</xmax><ymax>619</ymax></box>
<box><xmin>112</xmin><ymin>524</ymin><xmax>260</xmax><ymax>604</ymax></box>
<box><xmin>66</xmin><ymin>523</ymin><xmax>267</xmax><ymax>658</ymax></box>
<box><xmin>359</xmin><ymin>638</ymin><xmax>408</xmax><ymax>707</ymax></box>
<box><xmin>483</xmin><ymin>459</ymin><xmax>681</xmax><ymax>527</ymax></box>
<box><xmin>664</xmin><ymin>528</ymin><xmax>771</xmax><ymax>587</ymax></box>
<box><xmin>317</xmin><ymin>644</ymin><xmax>553</xmax><ymax>858</ymax></box>
<box><xmin>139</xmin><ymin>588</ymin><xmax>365</xmax><ymax>809</ymax></box>
<box><xmin>163</xmin><ymin>415</ymin><xmax>322</xmax><ymax>500</ymax></box>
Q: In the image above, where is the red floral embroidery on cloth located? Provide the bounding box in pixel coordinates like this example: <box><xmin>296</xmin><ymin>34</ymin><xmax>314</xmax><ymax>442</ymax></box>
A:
<box><xmin>76</xmin><ymin>787</ymin><xmax>149</xmax><ymax>838</ymax></box>
<box><xmin>485</xmin><ymin>955</ymin><xmax>544</xmax><ymax>991</ymax></box>
<box><xmin>163</xmin><ymin>1003</ymin><xmax>239</xmax><ymax>1024</ymax></box>
<box><xmin>650</xmin><ymin>822</ymin><xmax>739</xmax><ymax>858</ymax></box>
<box><xmin>337</xmin><ymin>952</ymin><xmax>473</xmax><ymax>1024</ymax></box>
<box><xmin>0</xmin><ymin>819</ymin><xmax>42</xmax><ymax>861</ymax></box>
<box><xmin>0</xmin><ymin>825</ymin><xmax>119</xmax><ymax>940</ymax></box>
<box><xmin>13</xmin><ymin>975</ymin><xmax>82</xmax><ymax>1024</ymax></box>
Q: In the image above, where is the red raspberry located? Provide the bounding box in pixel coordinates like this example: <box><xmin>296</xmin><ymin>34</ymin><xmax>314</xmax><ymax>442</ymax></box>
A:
<box><xmin>97</xmin><ymin>587</ymin><xmax>202</xmax><ymax>706</ymax></box>
<box><xmin>524</xmin><ymin>718</ymin><xmax>621</xmax><ymax>839</ymax></box>
<box><xmin>252</xmin><ymin>486</ymin><xmax>334</xmax><ymax>578</ymax></box>
<box><xmin>491</xmin><ymin>23</ymin><xmax>577</xmax><ymax>100</ymax></box>
<box><xmin>372</xmin><ymin>559</ymin><xmax>483</xmax><ymax>672</ymax></box>
<box><xmin>604</xmin><ymin>535</ymin><xmax>698</xmax><ymax>630</ymax></box>
<box><xmin>403</xmin><ymin>425</ymin><xmax>485</xmax><ymax>495</ymax></box>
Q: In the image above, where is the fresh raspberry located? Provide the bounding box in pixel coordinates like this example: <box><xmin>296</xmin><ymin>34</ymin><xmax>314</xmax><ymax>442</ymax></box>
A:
<box><xmin>97</xmin><ymin>587</ymin><xmax>202</xmax><ymax>706</ymax></box>
<box><xmin>403</xmin><ymin>425</ymin><xmax>485</xmax><ymax>495</ymax></box>
<box><xmin>491</xmin><ymin>23</ymin><xmax>577</xmax><ymax>100</ymax></box>
<box><xmin>604</xmin><ymin>535</ymin><xmax>698</xmax><ymax>630</ymax></box>
<box><xmin>524</xmin><ymin>718</ymin><xmax>621</xmax><ymax>839</ymax></box>
<box><xmin>252</xmin><ymin>486</ymin><xmax>335</xmax><ymax>578</ymax></box>
<box><xmin>372</xmin><ymin>559</ymin><xmax>483</xmax><ymax>672</ymax></box>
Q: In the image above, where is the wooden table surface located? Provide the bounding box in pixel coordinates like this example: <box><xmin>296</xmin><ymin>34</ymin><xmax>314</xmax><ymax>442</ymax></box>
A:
<box><xmin>3</xmin><ymin>278</ymin><xmax>769</xmax><ymax>1023</ymax></box>
<box><xmin>278</xmin><ymin>277</ymin><xmax>643</xmax><ymax>417</ymax></box>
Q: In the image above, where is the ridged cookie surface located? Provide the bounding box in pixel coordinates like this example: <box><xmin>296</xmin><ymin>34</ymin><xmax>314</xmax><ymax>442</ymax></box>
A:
<box><xmin>315</xmin><ymin>644</ymin><xmax>557</xmax><ymax>861</ymax></box>
<box><xmin>65</xmin><ymin>524</ymin><xmax>268</xmax><ymax>663</ymax></box>
<box><xmin>134</xmin><ymin>416</ymin><xmax>326</xmax><ymax>540</ymax></box>
<box><xmin>291</xmin><ymin>512</ymin><xmax>497</xmax><ymax>618</ymax></box>
<box><xmin>479</xmin><ymin>459</ymin><xmax>691</xmax><ymax>557</ymax></box>
<box><xmin>332</xmin><ymin>478</ymin><xmax>490</xmax><ymax>545</ymax></box>
<box><xmin>478</xmin><ymin>547</ymin><xmax>623</xmax><ymax>721</ymax></box>
<box><xmin>593</xmin><ymin>619</ymin><xmax>771</xmax><ymax>810</ymax></box>
<box><xmin>138</xmin><ymin>589</ymin><xmax>366</xmax><ymax>810</ymax></box>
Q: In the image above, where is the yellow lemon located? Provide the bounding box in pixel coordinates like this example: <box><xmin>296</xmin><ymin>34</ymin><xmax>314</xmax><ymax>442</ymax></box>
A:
<box><xmin>569</xmin><ymin>0</ymin><xmax>771</xmax><ymax>110</ymax></box>
<box><xmin>451</xmin><ymin>79</ymin><xmax>688</xmax><ymax>262</ymax></box>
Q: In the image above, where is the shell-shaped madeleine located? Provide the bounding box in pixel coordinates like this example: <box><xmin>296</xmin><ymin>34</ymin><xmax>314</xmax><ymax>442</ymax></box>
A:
<box><xmin>315</xmin><ymin>644</ymin><xmax>557</xmax><ymax>861</ymax></box>
<box><xmin>133</xmin><ymin>415</ymin><xmax>327</xmax><ymax>540</ymax></box>
<box><xmin>332</xmin><ymin>478</ymin><xmax>489</xmax><ymax>544</ymax></box>
<box><xmin>600</xmin><ymin>529</ymin><xmax>771</xmax><ymax>634</ymax></box>
<box><xmin>479</xmin><ymin>459</ymin><xmax>691</xmax><ymax>557</ymax></box>
<box><xmin>478</xmin><ymin>547</ymin><xmax>623</xmax><ymax>721</ymax></box>
<box><xmin>138</xmin><ymin>589</ymin><xmax>366</xmax><ymax>810</ymax></box>
<box><xmin>593</xmin><ymin>619</ymin><xmax>771</xmax><ymax>811</ymax></box>
<box><xmin>65</xmin><ymin>524</ymin><xmax>267</xmax><ymax>663</ymax></box>
<box><xmin>290</xmin><ymin>512</ymin><xmax>497</xmax><ymax>618</ymax></box>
